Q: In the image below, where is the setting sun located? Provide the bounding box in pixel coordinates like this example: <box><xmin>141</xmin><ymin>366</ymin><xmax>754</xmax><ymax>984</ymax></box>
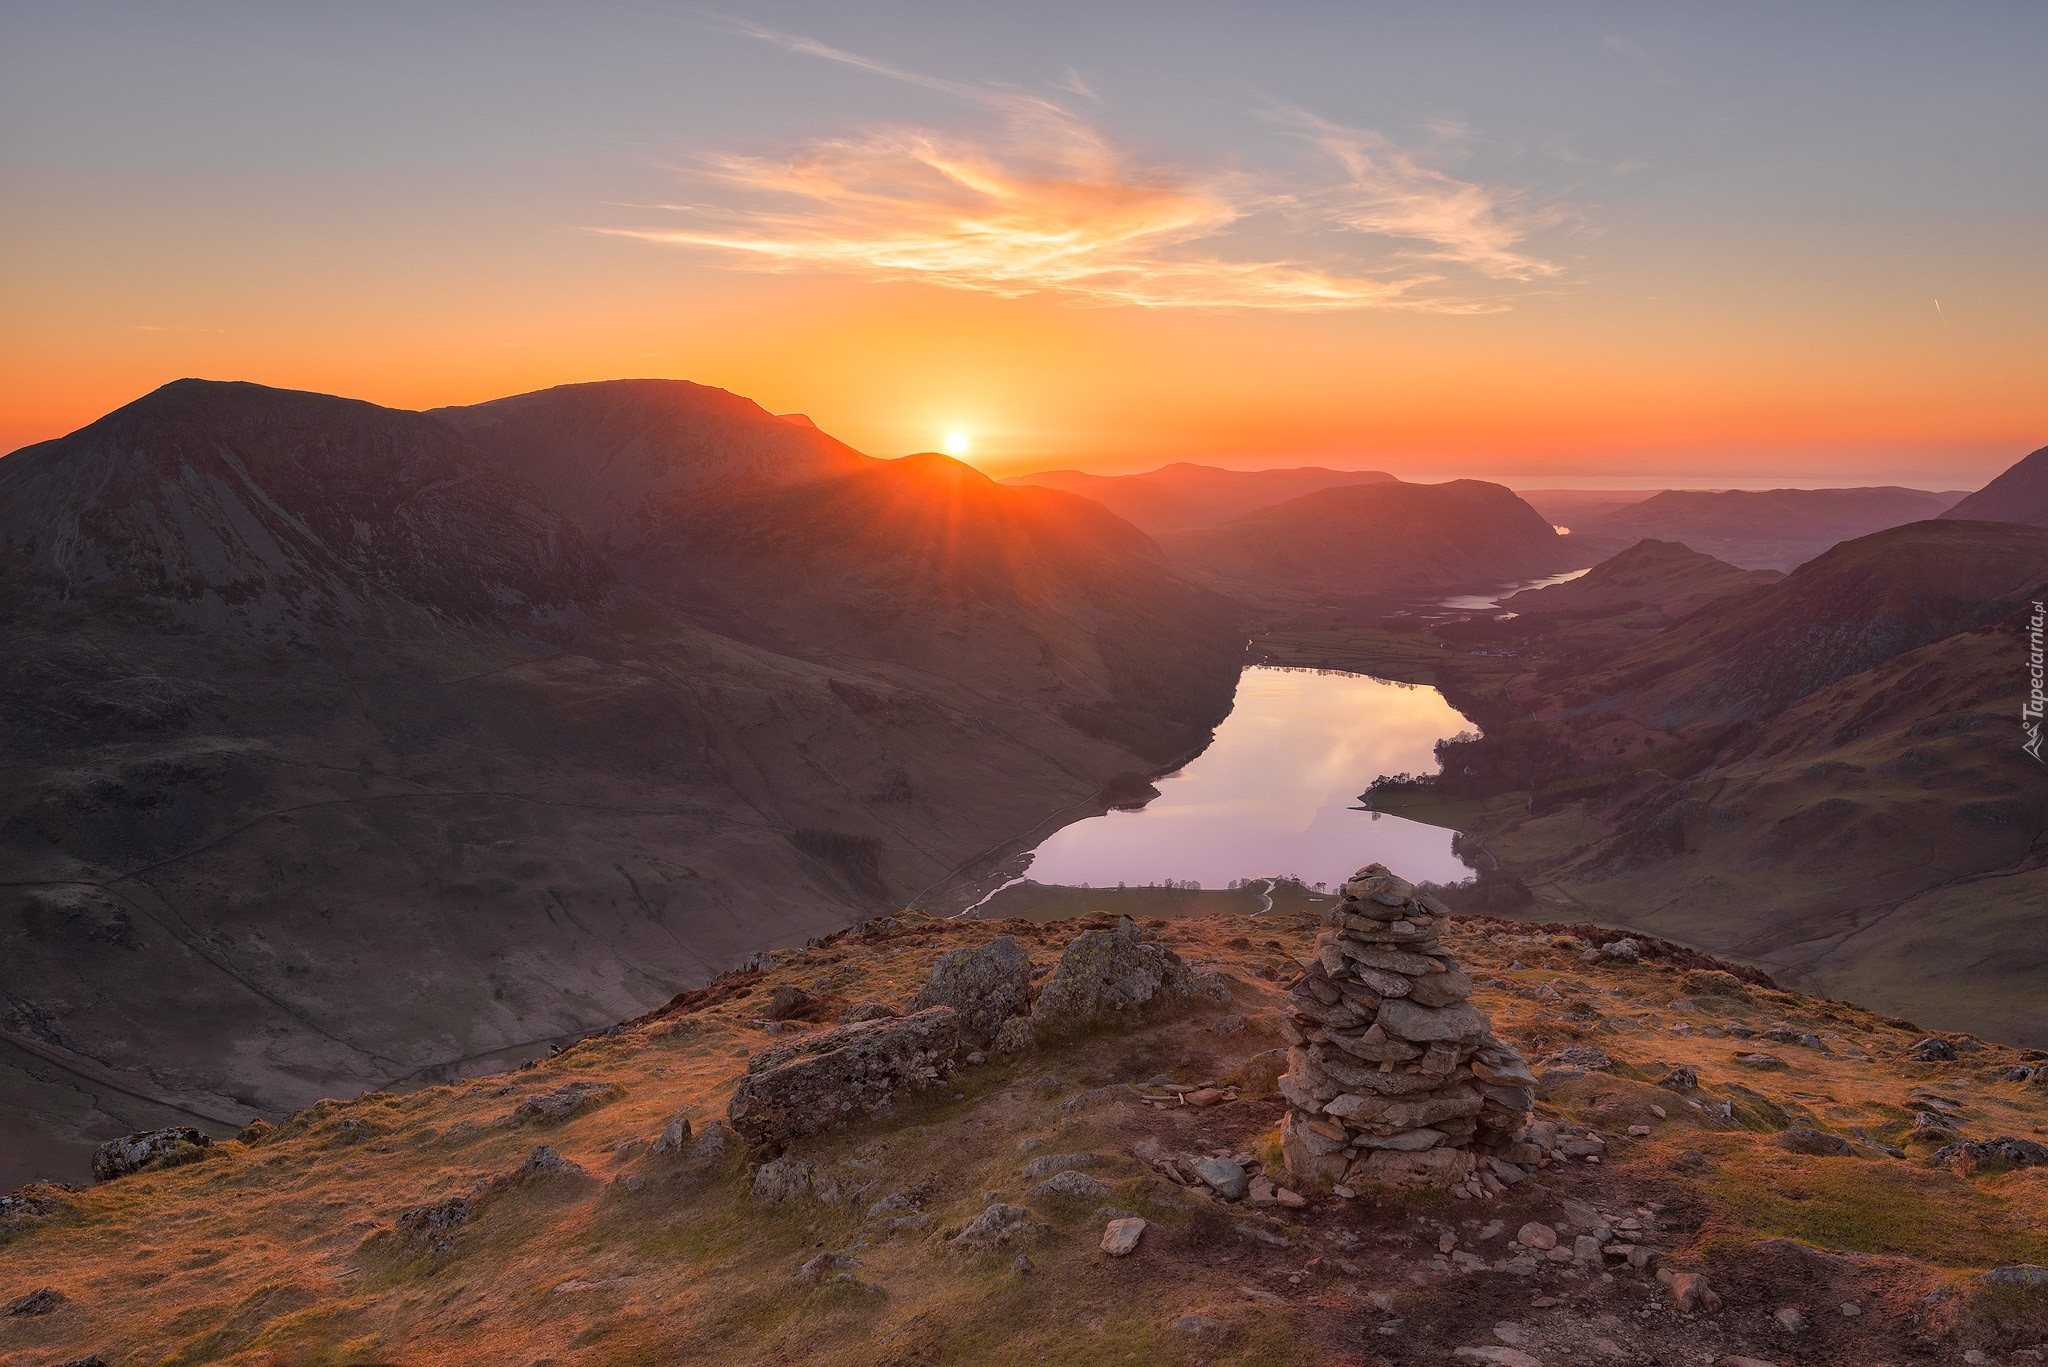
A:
<box><xmin>943</xmin><ymin>431</ymin><xmax>970</xmax><ymax>456</ymax></box>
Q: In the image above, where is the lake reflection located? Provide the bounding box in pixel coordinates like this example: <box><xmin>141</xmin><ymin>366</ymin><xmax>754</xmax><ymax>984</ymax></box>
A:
<box><xmin>1022</xmin><ymin>666</ymin><xmax>1474</xmax><ymax>890</ymax></box>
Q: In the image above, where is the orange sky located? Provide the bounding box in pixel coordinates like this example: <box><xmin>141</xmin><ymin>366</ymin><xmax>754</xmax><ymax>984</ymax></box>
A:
<box><xmin>3</xmin><ymin>6</ymin><xmax>2043</xmax><ymax>488</ymax></box>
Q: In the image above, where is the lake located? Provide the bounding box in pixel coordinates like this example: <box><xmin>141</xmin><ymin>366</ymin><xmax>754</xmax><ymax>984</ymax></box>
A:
<box><xmin>1014</xmin><ymin>665</ymin><xmax>1475</xmax><ymax>893</ymax></box>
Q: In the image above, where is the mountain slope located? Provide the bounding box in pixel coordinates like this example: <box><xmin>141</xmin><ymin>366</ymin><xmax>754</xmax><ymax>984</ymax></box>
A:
<box><xmin>5</xmin><ymin>910</ymin><xmax>2044</xmax><ymax>1366</ymax></box>
<box><xmin>0</xmin><ymin>380</ymin><xmax>1242</xmax><ymax>1187</ymax></box>
<box><xmin>1501</xmin><ymin>539</ymin><xmax>1782</xmax><ymax>623</ymax></box>
<box><xmin>1160</xmin><ymin>479</ymin><xmax>1580</xmax><ymax>605</ymax></box>
<box><xmin>1942</xmin><ymin>443</ymin><xmax>2048</xmax><ymax>526</ymax></box>
<box><xmin>1003</xmin><ymin>462</ymin><xmax>1396</xmax><ymax>534</ymax></box>
<box><xmin>1584</xmin><ymin>486</ymin><xmax>1964</xmax><ymax>571</ymax></box>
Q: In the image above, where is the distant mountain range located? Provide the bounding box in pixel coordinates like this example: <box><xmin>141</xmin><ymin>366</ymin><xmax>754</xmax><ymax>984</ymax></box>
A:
<box><xmin>1557</xmin><ymin>486</ymin><xmax>1967</xmax><ymax>571</ymax></box>
<box><xmin>1502</xmin><ymin>538</ymin><xmax>1784</xmax><ymax>623</ymax></box>
<box><xmin>1002</xmin><ymin>462</ymin><xmax>1395</xmax><ymax>533</ymax></box>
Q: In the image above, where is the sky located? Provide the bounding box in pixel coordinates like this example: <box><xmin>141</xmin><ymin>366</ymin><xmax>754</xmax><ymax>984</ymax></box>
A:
<box><xmin>3</xmin><ymin>1</ymin><xmax>2044</xmax><ymax>486</ymax></box>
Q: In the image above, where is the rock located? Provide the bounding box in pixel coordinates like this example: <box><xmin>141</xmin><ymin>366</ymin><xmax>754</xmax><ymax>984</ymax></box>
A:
<box><xmin>1574</xmin><ymin>1235</ymin><xmax>1603</xmax><ymax>1263</ymax></box>
<box><xmin>1100</xmin><ymin>1216</ymin><xmax>1147</xmax><ymax>1256</ymax></box>
<box><xmin>840</xmin><ymin>1001</ymin><xmax>898</xmax><ymax>1023</ymax></box>
<box><xmin>1212</xmin><ymin>1014</ymin><xmax>1246</xmax><ymax>1036</ymax></box>
<box><xmin>797</xmin><ymin>1251</ymin><xmax>860</xmax><ymax>1282</ymax></box>
<box><xmin>764</xmin><ymin>985</ymin><xmax>815</xmax><ymax>1021</ymax></box>
<box><xmin>1658</xmin><ymin>1064</ymin><xmax>1698</xmax><ymax>1091</ymax></box>
<box><xmin>1932</xmin><ymin>1136</ymin><xmax>2048</xmax><ymax>1175</ymax></box>
<box><xmin>515</xmin><ymin>1145</ymin><xmax>584</xmax><ymax>1180</ymax></box>
<box><xmin>1839</xmin><ymin>1302</ymin><xmax>1861</xmax><ymax>1317</ymax></box>
<box><xmin>1453</xmin><ymin>1349</ymin><xmax>1541</xmax><ymax>1367</ymax></box>
<box><xmin>396</xmin><ymin>1196</ymin><xmax>473</xmax><ymax>1236</ymax></box>
<box><xmin>1985</xmin><ymin>1264</ymin><xmax>2048</xmax><ymax>1286</ymax></box>
<box><xmin>1540</xmin><ymin>1044</ymin><xmax>1614</xmax><ymax>1074</ymax></box>
<box><xmin>1681</xmin><ymin>969</ymin><xmax>1752</xmax><ymax>1000</ymax></box>
<box><xmin>907</xmin><ymin>935</ymin><xmax>1034</xmax><ymax>1043</ymax></box>
<box><xmin>650</xmin><ymin>1112</ymin><xmax>693</xmax><ymax>1155</ymax></box>
<box><xmin>1172</xmin><ymin>1314</ymin><xmax>1221</xmax><ymax>1333</ymax></box>
<box><xmin>952</xmin><ymin>1203</ymin><xmax>1043</xmax><ymax>1250</ymax></box>
<box><xmin>1274</xmin><ymin>1187</ymin><xmax>1307</xmax><ymax>1209</ymax></box>
<box><xmin>1908</xmin><ymin>1036</ymin><xmax>1957</xmax><ymax>1062</ymax></box>
<box><xmin>1772</xmin><ymin>1307</ymin><xmax>1808</xmax><ymax>1333</ymax></box>
<box><xmin>727</xmin><ymin>1006</ymin><xmax>961</xmax><ymax>1147</ymax></box>
<box><xmin>1029</xmin><ymin>1170</ymin><xmax>1113</xmax><ymax>1202</ymax></box>
<box><xmin>5</xmin><ymin>1287</ymin><xmax>63</xmax><ymax>1316</ymax></box>
<box><xmin>1736</xmin><ymin>1053</ymin><xmax>1787</xmax><ymax>1070</ymax></box>
<box><xmin>1775</xmin><ymin>1127</ymin><xmax>1854</xmax><ymax>1157</ymax></box>
<box><xmin>91</xmin><ymin>1126</ymin><xmax>213</xmax><ymax>1183</ymax></box>
<box><xmin>1196</xmin><ymin>1156</ymin><xmax>1250</xmax><ymax>1200</ymax></box>
<box><xmin>1657</xmin><ymin>1268</ymin><xmax>1723</xmax><ymax>1313</ymax></box>
<box><xmin>690</xmin><ymin>1119</ymin><xmax>735</xmax><ymax>1161</ymax></box>
<box><xmin>1030</xmin><ymin>916</ymin><xmax>1198</xmax><ymax>1034</ymax></box>
<box><xmin>752</xmin><ymin>1156</ymin><xmax>817</xmax><ymax>1204</ymax></box>
<box><xmin>992</xmin><ymin>1016</ymin><xmax>1036</xmax><ymax>1055</ymax></box>
<box><xmin>1376</xmin><ymin>997</ymin><xmax>1487</xmax><ymax>1043</ymax></box>
<box><xmin>1516</xmin><ymin>1222</ymin><xmax>1558</xmax><ymax>1250</ymax></box>
<box><xmin>512</xmin><ymin>1080</ymin><xmax>622</xmax><ymax>1125</ymax></box>
<box><xmin>1011</xmin><ymin>1254</ymin><xmax>1034</xmax><ymax>1275</ymax></box>
<box><xmin>1020</xmin><ymin>1153</ymin><xmax>1101</xmax><ymax>1180</ymax></box>
<box><xmin>1601</xmin><ymin>939</ymin><xmax>1641</xmax><ymax>963</ymax></box>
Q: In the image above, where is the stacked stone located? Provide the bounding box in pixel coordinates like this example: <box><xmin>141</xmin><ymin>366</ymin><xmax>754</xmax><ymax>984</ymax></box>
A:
<box><xmin>1279</xmin><ymin>863</ymin><xmax>1537</xmax><ymax>1196</ymax></box>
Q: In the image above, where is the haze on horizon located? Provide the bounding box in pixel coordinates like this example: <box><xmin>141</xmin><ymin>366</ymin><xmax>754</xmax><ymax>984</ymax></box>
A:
<box><xmin>3</xmin><ymin>1</ymin><xmax>2043</xmax><ymax>488</ymax></box>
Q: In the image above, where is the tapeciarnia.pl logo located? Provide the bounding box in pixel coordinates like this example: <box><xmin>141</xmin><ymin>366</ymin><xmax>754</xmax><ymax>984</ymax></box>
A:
<box><xmin>2026</xmin><ymin>599</ymin><xmax>2046</xmax><ymax>763</ymax></box>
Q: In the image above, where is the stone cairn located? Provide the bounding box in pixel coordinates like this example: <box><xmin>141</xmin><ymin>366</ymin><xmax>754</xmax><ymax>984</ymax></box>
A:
<box><xmin>1279</xmin><ymin>863</ymin><xmax>1536</xmax><ymax>1197</ymax></box>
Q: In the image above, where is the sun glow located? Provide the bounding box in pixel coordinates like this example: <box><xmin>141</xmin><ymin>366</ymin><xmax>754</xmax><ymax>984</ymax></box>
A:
<box><xmin>944</xmin><ymin>431</ymin><xmax>971</xmax><ymax>456</ymax></box>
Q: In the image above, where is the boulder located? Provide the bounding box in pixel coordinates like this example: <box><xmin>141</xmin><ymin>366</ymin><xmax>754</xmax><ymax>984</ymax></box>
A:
<box><xmin>727</xmin><ymin>1007</ymin><xmax>961</xmax><ymax>1147</ymax></box>
<box><xmin>1030</xmin><ymin>1170</ymin><xmax>1113</xmax><ymax>1202</ymax></box>
<box><xmin>764</xmin><ymin>985</ymin><xmax>814</xmax><ymax>1021</ymax></box>
<box><xmin>1030</xmin><ymin>916</ymin><xmax>1198</xmax><ymax>1034</ymax></box>
<box><xmin>512</xmin><ymin>1080</ymin><xmax>622</xmax><ymax>1125</ymax></box>
<box><xmin>1775</xmin><ymin>1127</ymin><xmax>1854</xmax><ymax>1158</ymax></box>
<box><xmin>91</xmin><ymin>1127</ymin><xmax>213</xmax><ymax>1183</ymax></box>
<box><xmin>952</xmin><ymin>1203</ymin><xmax>1043</xmax><ymax>1250</ymax></box>
<box><xmin>650</xmin><ymin>1112</ymin><xmax>693</xmax><ymax>1155</ymax></box>
<box><xmin>1932</xmin><ymin>1136</ymin><xmax>2048</xmax><ymax>1175</ymax></box>
<box><xmin>1100</xmin><ymin>1217</ymin><xmax>1146</xmax><ymax>1256</ymax></box>
<box><xmin>908</xmin><ymin>935</ymin><xmax>1034</xmax><ymax>1044</ymax></box>
<box><xmin>1195</xmin><ymin>1156</ymin><xmax>1249</xmax><ymax>1199</ymax></box>
<box><xmin>5</xmin><ymin>1287</ymin><xmax>64</xmax><ymax>1316</ymax></box>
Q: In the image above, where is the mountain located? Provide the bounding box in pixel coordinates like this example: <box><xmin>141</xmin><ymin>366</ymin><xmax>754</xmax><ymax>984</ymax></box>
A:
<box><xmin>1501</xmin><ymin>539</ymin><xmax>1783</xmax><ymax>624</ymax></box>
<box><xmin>1580</xmin><ymin>486</ymin><xmax>1966</xmax><ymax>571</ymax></box>
<box><xmin>8</xmin><ymin>908</ymin><xmax>2044</xmax><ymax>1365</ymax></box>
<box><xmin>1512</xmin><ymin>488</ymin><xmax>1666</xmax><ymax>533</ymax></box>
<box><xmin>1941</xmin><ymin>443</ymin><xmax>2048</xmax><ymax>526</ymax></box>
<box><xmin>1158</xmin><ymin>479</ymin><xmax>1581</xmax><ymax>607</ymax></box>
<box><xmin>0</xmin><ymin>379</ymin><xmax>1242</xmax><ymax>1187</ymax></box>
<box><xmin>1002</xmin><ymin>462</ymin><xmax>1396</xmax><ymax>534</ymax></box>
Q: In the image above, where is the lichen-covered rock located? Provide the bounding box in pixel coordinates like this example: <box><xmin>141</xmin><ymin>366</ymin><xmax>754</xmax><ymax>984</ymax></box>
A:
<box><xmin>1028</xmin><ymin>1170</ymin><xmax>1113</xmax><ymax>1202</ymax></box>
<box><xmin>952</xmin><ymin>1202</ymin><xmax>1044</xmax><ymax>1250</ymax></box>
<box><xmin>1933</xmin><ymin>1135</ymin><xmax>2048</xmax><ymax>1175</ymax></box>
<box><xmin>993</xmin><ymin>1016</ymin><xmax>1036</xmax><ymax>1055</ymax></box>
<box><xmin>907</xmin><ymin>935</ymin><xmax>1033</xmax><ymax>1043</ymax></box>
<box><xmin>91</xmin><ymin>1127</ymin><xmax>213</xmax><ymax>1183</ymax></box>
<box><xmin>512</xmin><ymin>1080</ymin><xmax>622</xmax><ymax>1125</ymax></box>
<box><xmin>726</xmin><ymin>1006</ymin><xmax>961</xmax><ymax>1147</ymax></box>
<box><xmin>753</xmin><ymin>1156</ymin><xmax>817</xmax><ymax>1204</ymax></box>
<box><xmin>1030</xmin><ymin>916</ymin><xmax>1198</xmax><ymax>1035</ymax></box>
<box><xmin>650</xmin><ymin>1111</ymin><xmax>693</xmax><ymax>1154</ymax></box>
<box><xmin>5</xmin><ymin>1287</ymin><xmax>64</xmax><ymax>1316</ymax></box>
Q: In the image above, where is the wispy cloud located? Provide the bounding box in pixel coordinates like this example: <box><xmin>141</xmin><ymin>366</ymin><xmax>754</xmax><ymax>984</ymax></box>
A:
<box><xmin>605</xmin><ymin>19</ymin><xmax>1574</xmax><ymax>311</ymax></box>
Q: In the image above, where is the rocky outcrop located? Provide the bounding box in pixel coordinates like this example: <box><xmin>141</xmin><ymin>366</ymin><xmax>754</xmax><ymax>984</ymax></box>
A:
<box><xmin>1030</xmin><ymin>916</ymin><xmax>1209</xmax><ymax>1036</ymax></box>
<box><xmin>1278</xmin><ymin>864</ymin><xmax>1534</xmax><ymax>1194</ymax></box>
<box><xmin>908</xmin><ymin>936</ymin><xmax>1033</xmax><ymax>1044</ymax></box>
<box><xmin>90</xmin><ymin>1127</ymin><xmax>213</xmax><ymax>1184</ymax></box>
<box><xmin>726</xmin><ymin>1007</ymin><xmax>960</xmax><ymax>1148</ymax></box>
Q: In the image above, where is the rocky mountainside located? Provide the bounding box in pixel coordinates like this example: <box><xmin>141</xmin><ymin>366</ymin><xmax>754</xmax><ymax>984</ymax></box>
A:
<box><xmin>1159</xmin><ymin>480</ymin><xmax>1582</xmax><ymax>609</ymax></box>
<box><xmin>1341</xmin><ymin>519</ymin><xmax>2048</xmax><ymax>1046</ymax></box>
<box><xmin>1004</xmin><ymin>463</ymin><xmax>1397</xmax><ymax>534</ymax></box>
<box><xmin>1501</xmin><ymin>540</ymin><xmax>1783</xmax><ymax>625</ymax></box>
<box><xmin>0</xmin><ymin>380</ymin><xmax>1243</xmax><ymax>1188</ymax></box>
<box><xmin>1581</xmin><ymin>487</ymin><xmax>1966</xmax><ymax>571</ymax></box>
<box><xmin>1942</xmin><ymin>444</ymin><xmax>2048</xmax><ymax>527</ymax></box>
<box><xmin>4</xmin><ymin>908</ymin><xmax>2045</xmax><ymax>1366</ymax></box>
